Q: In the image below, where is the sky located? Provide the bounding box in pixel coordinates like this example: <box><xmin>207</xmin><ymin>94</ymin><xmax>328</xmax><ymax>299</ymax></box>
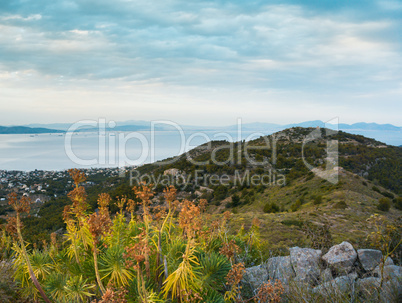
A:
<box><xmin>0</xmin><ymin>0</ymin><xmax>401</xmax><ymax>126</ymax></box>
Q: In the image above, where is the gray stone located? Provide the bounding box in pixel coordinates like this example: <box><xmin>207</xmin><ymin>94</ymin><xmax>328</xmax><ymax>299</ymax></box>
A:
<box><xmin>322</xmin><ymin>241</ymin><xmax>357</xmax><ymax>274</ymax></box>
<box><xmin>243</xmin><ymin>265</ymin><xmax>269</xmax><ymax>290</ymax></box>
<box><xmin>266</xmin><ymin>256</ymin><xmax>295</xmax><ymax>284</ymax></box>
<box><xmin>373</xmin><ymin>265</ymin><xmax>402</xmax><ymax>282</ymax></box>
<box><xmin>381</xmin><ymin>256</ymin><xmax>394</xmax><ymax>267</ymax></box>
<box><xmin>356</xmin><ymin>277</ymin><xmax>380</xmax><ymax>291</ymax></box>
<box><xmin>320</xmin><ymin>268</ymin><xmax>333</xmax><ymax>283</ymax></box>
<box><xmin>380</xmin><ymin>280</ymin><xmax>402</xmax><ymax>303</ymax></box>
<box><xmin>357</xmin><ymin>249</ymin><xmax>382</xmax><ymax>271</ymax></box>
<box><xmin>356</xmin><ymin>277</ymin><xmax>381</xmax><ymax>301</ymax></box>
<box><xmin>385</xmin><ymin>257</ymin><xmax>394</xmax><ymax>266</ymax></box>
<box><xmin>313</xmin><ymin>276</ymin><xmax>354</xmax><ymax>296</ymax></box>
<box><xmin>289</xmin><ymin>247</ymin><xmax>322</xmax><ymax>284</ymax></box>
<box><xmin>347</xmin><ymin>272</ymin><xmax>358</xmax><ymax>281</ymax></box>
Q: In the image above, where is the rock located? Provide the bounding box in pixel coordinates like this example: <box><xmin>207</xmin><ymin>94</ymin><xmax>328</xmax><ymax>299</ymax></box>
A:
<box><xmin>289</xmin><ymin>247</ymin><xmax>322</xmax><ymax>284</ymax></box>
<box><xmin>347</xmin><ymin>272</ymin><xmax>358</xmax><ymax>281</ymax></box>
<box><xmin>373</xmin><ymin>265</ymin><xmax>402</xmax><ymax>282</ymax></box>
<box><xmin>266</xmin><ymin>256</ymin><xmax>295</xmax><ymax>285</ymax></box>
<box><xmin>243</xmin><ymin>265</ymin><xmax>269</xmax><ymax>290</ymax></box>
<box><xmin>322</xmin><ymin>241</ymin><xmax>357</xmax><ymax>274</ymax></box>
<box><xmin>384</xmin><ymin>257</ymin><xmax>394</xmax><ymax>266</ymax></box>
<box><xmin>320</xmin><ymin>268</ymin><xmax>333</xmax><ymax>283</ymax></box>
<box><xmin>357</xmin><ymin>249</ymin><xmax>382</xmax><ymax>271</ymax></box>
<box><xmin>377</xmin><ymin>256</ymin><xmax>394</xmax><ymax>268</ymax></box>
<box><xmin>380</xmin><ymin>280</ymin><xmax>402</xmax><ymax>303</ymax></box>
<box><xmin>356</xmin><ymin>277</ymin><xmax>380</xmax><ymax>301</ymax></box>
<box><xmin>313</xmin><ymin>276</ymin><xmax>354</xmax><ymax>296</ymax></box>
<box><xmin>356</xmin><ymin>276</ymin><xmax>380</xmax><ymax>289</ymax></box>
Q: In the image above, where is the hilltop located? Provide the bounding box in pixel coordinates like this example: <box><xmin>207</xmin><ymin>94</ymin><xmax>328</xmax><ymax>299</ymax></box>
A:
<box><xmin>133</xmin><ymin>127</ymin><xmax>401</xmax><ymax>252</ymax></box>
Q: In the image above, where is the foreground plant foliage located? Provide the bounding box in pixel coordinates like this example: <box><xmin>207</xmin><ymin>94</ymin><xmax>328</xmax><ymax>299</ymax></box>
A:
<box><xmin>2</xmin><ymin>169</ymin><xmax>283</xmax><ymax>302</ymax></box>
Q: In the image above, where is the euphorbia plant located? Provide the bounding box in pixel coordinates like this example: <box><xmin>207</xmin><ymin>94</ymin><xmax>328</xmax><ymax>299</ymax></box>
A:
<box><xmin>7</xmin><ymin>192</ymin><xmax>52</xmax><ymax>303</ymax></box>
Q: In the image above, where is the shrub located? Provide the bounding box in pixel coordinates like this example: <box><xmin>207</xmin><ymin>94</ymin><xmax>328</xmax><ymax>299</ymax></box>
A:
<box><xmin>377</xmin><ymin>198</ymin><xmax>391</xmax><ymax>211</ymax></box>
<box><xmin>263</xmin><ymin>202</ymin><xmax>279</xmax><ymax>213</ymax></box>
<box><xmin>333</xmin><ymin>201</ymin><xmax>347</xmax><ymax>209</ymax></box>
<box><xmin>281</xmin><ymin>220</ymin><xmax>304</xmax><ymax>227</ymax></box>
<box><xmin>313</xmin><ymin>195</ymin><xmax>323</xmax><ymax>205</ymax></box>
<box><xmin>372</xmin><ymin>186</ymin><xmax>381</xmax><ymax>194</ymax></box>
<box><xmin>0</xmin><ymin>262</ymin><xmax>31</xmax><ymax>303</ymax></box>
<box><xmin>231</xmin><ymin>194</ymin><xmax>240</xmax><ymax>207</ymax></box>
<box><xmin>290</xmin><ymin>199</ymin><xmax>302</xmax><ymax>212</ymax></box>
<box><xmin>393</xmin><ymin>197</ymin><xmax>402</xmax><ymax>210</ymax></box>
<box><xmin>302</xmin><ymin>223</ymin><xmax>333</xmax><ymax>252</ymax></box>
<box><xmin>213</xmin><ymin>185</ymin><xmax>228</xmax><ymax>201</ymax></box>
<box><xmin>381</xmin><ymin>191</ymin><xmax>394</xmax><ymax>199</ymax></box>
<box><xmin>4</xmin><ymin>171</ymin><xmax>267</xmax><ymax>303</ymax></box>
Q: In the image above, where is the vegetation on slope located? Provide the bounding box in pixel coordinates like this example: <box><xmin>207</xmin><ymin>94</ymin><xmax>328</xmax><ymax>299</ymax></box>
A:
<box><xmin>0</xmin><ymin>170</ymin><xmax>283</xmax><ymax>302</ymax></box>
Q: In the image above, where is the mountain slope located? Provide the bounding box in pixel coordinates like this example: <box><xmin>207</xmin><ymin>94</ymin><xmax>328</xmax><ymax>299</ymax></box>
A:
<box><xmin>138</xmin><ymin>127</ymin><xmax>401</xmax><ymax>194</ymax></box>
<box><xmin>133</xmin><ymin>127</ymin><xmax>401</xmax><ymax>252</ymax></box>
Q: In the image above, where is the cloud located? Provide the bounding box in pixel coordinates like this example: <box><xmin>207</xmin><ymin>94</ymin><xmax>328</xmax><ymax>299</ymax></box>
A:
<box><xmin>0</xmin><ymin>0</ymin><xmax>401</xmax><ymax>125</ymax></box>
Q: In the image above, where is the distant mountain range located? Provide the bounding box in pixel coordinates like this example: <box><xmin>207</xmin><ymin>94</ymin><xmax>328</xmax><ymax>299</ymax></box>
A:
<box><xmin>1</xmin><ymin>120</ymin><xmax>400</xmax><ymax>134</ymax></box>
<box><xmin>224</xmin><ymin>120</ymin><xmax>401</xmax><ymax>132</ymax></box>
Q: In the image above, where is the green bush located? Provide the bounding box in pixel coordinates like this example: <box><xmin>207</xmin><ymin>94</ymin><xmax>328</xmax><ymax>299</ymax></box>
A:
<box><xmin>290</xmin><ymin>199</ymin><xmax>302</xmax><ymax>212</ymax></box>
<box><xmin>381</xmin><ymin>191</ymin><xmax>394</xmax><ymax>199</ymax></box>
<box><xmin>231</xmin><ymin>194</ymin><xmax>240</xmax><ymax>207</ymax></box>
<box><xmin>263</xmin><ymin>202</ymin><xmax>279</xmax><ymax>213</ymax></box>
<box><xmin>372</xmin><ymin>186</ymin><xmax>381</xmax><ymax>194</ymax></box>
<box><xmin>313</xmin><ymin>195</ymin><xmax>323</xmax><ymax>205</ymax></box>
<box><xmin>333</xmin><ymin>201</ymin><xmax>347</xmax><ymax>209</ymax></box>
<box><xmin>393</xmin><ymin>197</ymin><xmax>402</xmax><ymax>210</ymax></box>
<box><xmin>377</xmin><ymin>198</ymin><xmax>391</xmax><ymax>212</ymax></box>
<box><xmin>281</xmin><ymin>219</ymin><xmax>304</xmax><ymax>227</ymax></box>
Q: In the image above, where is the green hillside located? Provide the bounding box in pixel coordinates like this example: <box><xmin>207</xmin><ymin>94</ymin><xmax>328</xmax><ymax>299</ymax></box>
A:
<box><xmin>133</xmin><ymin>127</ymin><xmax>401</xmax><ymax>252</ymax></box>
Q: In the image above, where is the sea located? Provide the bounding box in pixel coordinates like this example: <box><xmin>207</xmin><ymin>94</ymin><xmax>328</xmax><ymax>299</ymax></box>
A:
<box><xmin>0</xmin><ymin>129</ymin><xmax>400</xmax><ymax>171</ymax></box>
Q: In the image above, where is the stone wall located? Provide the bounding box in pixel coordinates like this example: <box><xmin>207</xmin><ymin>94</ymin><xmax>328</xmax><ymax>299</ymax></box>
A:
<box><xmin>243</xmin><ymin>242</ymin><xmax>401</xmax><ymax>302</ymax></box>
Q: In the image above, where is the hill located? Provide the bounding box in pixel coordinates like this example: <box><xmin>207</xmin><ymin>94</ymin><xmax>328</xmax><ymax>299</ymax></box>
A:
<box><xmin>137</xmin><ymin>127</ymin><xmax>401</xmax><ymax>194</ymax></box>
<box><xmin>0</xmin><ymin>125</ymin><xmax>64</xmax><ymax>134</ymax></box>
<box><xmin>132</xmin><ymin>127</ymin><xmax>401</xmax><ymax>252</ymax></box>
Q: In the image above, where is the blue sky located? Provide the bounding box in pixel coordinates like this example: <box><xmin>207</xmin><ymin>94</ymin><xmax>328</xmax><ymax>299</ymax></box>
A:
<box><xmin>0</xmin><ymin>0</ymin><xmax>401</xmax><ymax>126</ymax></box>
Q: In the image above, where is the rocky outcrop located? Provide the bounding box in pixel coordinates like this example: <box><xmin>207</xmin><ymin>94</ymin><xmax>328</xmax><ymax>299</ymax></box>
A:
<box><xmin>322</xmin><ymin>241</ymin><xmax>357</xmax><ymax>274</ymax></box>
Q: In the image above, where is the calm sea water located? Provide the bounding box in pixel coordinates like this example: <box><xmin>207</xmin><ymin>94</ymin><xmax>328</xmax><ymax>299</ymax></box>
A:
<box><xmin>0</xmin><ymin>129</ymin><xmax>400</xmax><ymax>171</ymax></box>
<box><xmin>0</xmin><ymin>130</ymin><xmax>266</xmax><ymax>171</ymax></box>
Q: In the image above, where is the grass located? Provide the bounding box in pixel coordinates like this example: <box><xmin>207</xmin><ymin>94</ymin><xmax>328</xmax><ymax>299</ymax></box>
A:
<box><xmin>215</xmin><ymin>170</ymin><xmax>402</xmax><ymax>255</ymax></box>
